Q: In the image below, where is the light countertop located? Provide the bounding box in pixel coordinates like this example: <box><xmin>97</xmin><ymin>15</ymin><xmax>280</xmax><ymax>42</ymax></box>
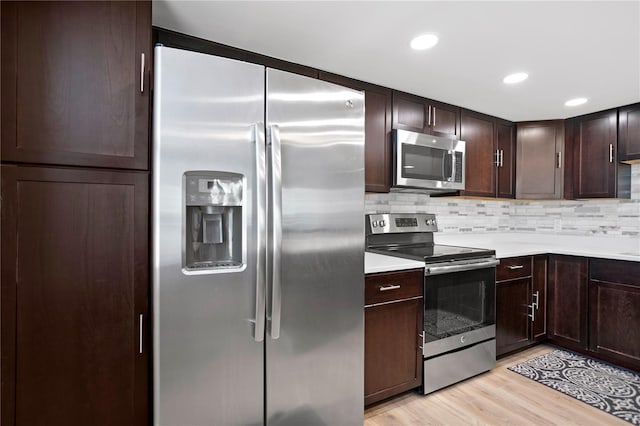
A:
<box><xmin>364</xmin><ymin>252</ymin><xmax>424</xmax><ymax>274</ymax></box>
<box><xmin>434</xmin><ymin>233</ymin><xmax>640</xmax><ymax>262</ymax></box>
<box><xmin>365</xmin><ymin>233</ymin><xmax>640</xmax><ymax>274</ymax></box>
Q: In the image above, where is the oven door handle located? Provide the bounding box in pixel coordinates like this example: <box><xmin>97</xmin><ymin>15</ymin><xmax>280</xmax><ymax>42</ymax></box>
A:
<box><xmin>425</xmin><ymin>259</ymin><xmax>500</xmax><ymax>276</ymax></box>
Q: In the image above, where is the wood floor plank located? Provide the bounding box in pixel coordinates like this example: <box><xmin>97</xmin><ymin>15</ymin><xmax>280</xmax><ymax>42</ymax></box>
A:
<box><xmin>364</xmin><ymin>344</ymin><xmax>627</xmax><ymax>425</ymax></box>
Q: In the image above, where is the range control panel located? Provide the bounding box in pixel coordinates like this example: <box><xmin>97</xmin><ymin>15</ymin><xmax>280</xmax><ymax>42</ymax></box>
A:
<box><xmin>366</xmin><ymin>213</ymin><xmax>438</xmax><ymax>235</ymax></box>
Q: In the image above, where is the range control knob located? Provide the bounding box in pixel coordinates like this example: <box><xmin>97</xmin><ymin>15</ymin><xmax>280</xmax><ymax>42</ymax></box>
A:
<box><xmin>380</xmin><ymin>220</ymin><xmax>386</xmax><ymax>227</ymax></box>
<box><xmin>372</xmin><ymin>220</ymin><xmax>378</xmax><ymax>228</ymax></box>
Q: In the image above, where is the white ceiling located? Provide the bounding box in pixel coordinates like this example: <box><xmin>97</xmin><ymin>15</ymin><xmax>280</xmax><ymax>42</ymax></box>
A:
<box><xmin>152</xmin><ymin>1</ymin><xmax>640</xmax><ymax>122</ymax></box>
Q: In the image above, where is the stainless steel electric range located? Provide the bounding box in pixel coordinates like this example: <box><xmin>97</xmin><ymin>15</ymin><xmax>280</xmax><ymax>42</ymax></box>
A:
<box><xmin>366</xmin><ymin>213</ymin><xmax>499</xmax><ymax>394</ymax></box>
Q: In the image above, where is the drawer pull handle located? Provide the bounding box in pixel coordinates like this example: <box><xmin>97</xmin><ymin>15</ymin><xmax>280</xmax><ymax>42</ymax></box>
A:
<box><xmin>379</xmin><ymin>284</ymin><xmax>401</xmax><ymax>292</ymax></box>
<box><xmin>507</xmin><ymin>265</ymin><xmax>524</xmax><ymax>270</ymax></box>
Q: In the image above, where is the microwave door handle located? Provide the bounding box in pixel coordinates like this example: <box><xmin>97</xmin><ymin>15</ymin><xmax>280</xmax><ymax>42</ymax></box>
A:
<box><xmin>450</xmin><ymin>151</ymin><xmax>456</xmax><ymax>182</ymax></box>
<box><xmin>441</xmin><ymin>151</ymin><xmax>447</xmax><ymax>181</ymax></box>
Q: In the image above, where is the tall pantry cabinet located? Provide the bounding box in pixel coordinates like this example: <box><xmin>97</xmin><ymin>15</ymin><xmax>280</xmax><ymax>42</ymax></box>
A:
<box><xmin>1</xmin><ymin>2</ymin><xmax>151</xmax><ymax>425</ymax></box>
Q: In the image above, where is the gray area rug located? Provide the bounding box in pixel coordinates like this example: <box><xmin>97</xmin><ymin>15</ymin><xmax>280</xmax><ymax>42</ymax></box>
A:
<box><xmin>508</xmin><ymin>349</ymin><xmax>640</xmax><ymax>425</ymax></box>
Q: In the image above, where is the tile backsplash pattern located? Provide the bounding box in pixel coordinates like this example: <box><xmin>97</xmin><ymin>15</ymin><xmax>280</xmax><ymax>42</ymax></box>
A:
<box><xmin>632</xmin><ymin>163</ymin><xmax>640</xmax><ymax>200</ymax></box>
<box><xmin>366</xmin><ymin>164</ymin><xmax>640</xmax><ymax>238</ymax></box>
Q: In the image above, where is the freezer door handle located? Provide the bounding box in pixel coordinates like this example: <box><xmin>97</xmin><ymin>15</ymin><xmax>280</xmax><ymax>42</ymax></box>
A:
<box><xmin>253</xmin><ymin>123</ymin><xmax>266</xmax><ymax>342</ymax></box>
<box><xmin>267</xmin><ymin>125</ymin><xmax>283</xmax><ymax>340</ymax></box>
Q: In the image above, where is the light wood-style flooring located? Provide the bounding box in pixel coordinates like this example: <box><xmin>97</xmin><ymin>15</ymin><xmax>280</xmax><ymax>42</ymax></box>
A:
<box><xmin>365</xmin><ymin>344</ymin><xmax>626</xmax><ymax>425</ymax></box>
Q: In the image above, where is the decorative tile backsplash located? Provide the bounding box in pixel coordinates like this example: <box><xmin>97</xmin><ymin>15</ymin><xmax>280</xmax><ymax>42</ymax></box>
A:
<box><xmin>366</xmin><ymin>164</ymin><xmax>640</xmax><ymax>238</ymax></box>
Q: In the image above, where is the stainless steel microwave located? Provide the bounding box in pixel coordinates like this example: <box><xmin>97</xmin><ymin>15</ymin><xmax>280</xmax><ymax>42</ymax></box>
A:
<box><xmin>392</xmin><ymin>129</ymin><xmax>466</xmax><ymax>192</ymax></box>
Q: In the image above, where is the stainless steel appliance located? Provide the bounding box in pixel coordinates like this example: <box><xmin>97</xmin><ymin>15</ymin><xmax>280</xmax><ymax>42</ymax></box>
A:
<box><xmin>366</xmin><ymin>213</ymin><xmax>498</xmax><ymax>394</ymax></box>
<box><xmin>153</xmin><ymin>46</ymin><xmax>365</xmax><ymax>425</ymax></box>
<box><xmin>392</xmin><ymin>129</ymin><xmax>465</xmax><ymax>192</ymax></box>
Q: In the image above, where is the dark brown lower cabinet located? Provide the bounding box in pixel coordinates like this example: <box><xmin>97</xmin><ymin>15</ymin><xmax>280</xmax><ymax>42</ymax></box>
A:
<box><xmin>531</xmin><ymin>255</ymin><xmax>548</xmax><ymax>341</ymax></box>
<box><xmin>364</xmin><ymin>269</ymin><xmax>423</xmax><ymax>405</ymax></box>
<box><xmin>495</xmin><ymin>256</ymin><xmax>547</xmax><ymax>357</ymax></box>
<box><xmin>589</xmin><ymin>259</ymin><xmax>640</xmax><ymax>370</ymax></box>
<box><xmin>547</xmin><ymin>255</ymin><xmax>589</xmax><ymax>352</ymax></box>
<box><xmin>1</xmin><ymin>165</ymin><xmax>149</xmax><ymax>426</ymax></box>
<box><xmin>496</xmin><ymin>277</ymin><xmax>531</xmax><ymax>355</ymax></box>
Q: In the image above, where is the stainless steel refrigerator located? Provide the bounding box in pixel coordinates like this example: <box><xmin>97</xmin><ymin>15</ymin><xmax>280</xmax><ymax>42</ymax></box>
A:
<box><xmin>152</xmin><ymin>46</ymin><xmax>365</xmax><ymax>425</ymax></box>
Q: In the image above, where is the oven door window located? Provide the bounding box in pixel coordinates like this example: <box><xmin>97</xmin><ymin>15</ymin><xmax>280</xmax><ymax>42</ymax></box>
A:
<box><xmin>423</xmin><ymin>267</ymin><xmax>495</xmax><ymax>344</ymax></box>
<box><xmin>402</xmin><ymin>144</ymin><xmax>453</xmax><ymax>181</ymax></box>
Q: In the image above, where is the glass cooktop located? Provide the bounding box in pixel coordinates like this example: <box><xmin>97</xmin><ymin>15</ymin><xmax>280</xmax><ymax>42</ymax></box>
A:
<box><xmin>367</xmin><ymin>244</ymin><xmax>495</xmax><ymax>263</ymax></box>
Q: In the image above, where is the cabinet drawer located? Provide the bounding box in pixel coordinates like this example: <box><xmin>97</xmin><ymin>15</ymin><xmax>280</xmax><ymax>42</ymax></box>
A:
<box><xmin>590</xmin><ymin>258</ymin><xmax>640</xmax><ymax>286</ymax></box>
<box><xmin>365</xmin><ymin>269</ymin><xmax>423</xmax><ymax>305</ymax></box>
<box><xmin>496</xmin><ymin>256</ymin><xmax>532</xmax><ymax>281</ymax></box>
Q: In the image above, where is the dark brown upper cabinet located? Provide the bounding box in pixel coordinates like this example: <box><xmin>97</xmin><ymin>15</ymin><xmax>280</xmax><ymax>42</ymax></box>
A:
<box><xmin>565</xmin><ymin>110</ymin><xmax>621</xmax><ymax>198</ymax></box>
<box><xmin>1</xmin><ymin>1</ymin><xmax>151</xmax><ymax>170</ymax></box>
<box><xmin>516</xmin><ymin>120</ymin><xmax>564</xmax><ymax>199</ymax></box>
<box><xmin>496</xmin><ymin>119</ymin><xmax>516</xmax><ymax>198</ymax></box>
<box><xmin>319</xmin><ymin>72</ymin><xmax>392</xmax><ymax>193</ymax></box>
<box><xmin>618</xmin><ymin>103</ymin><xmax>640</xmax><ymax>163</ymax></box>
<box><xmin>1</xmin><ymin>165</ymin><xmax>149</xmax><ymax>426</ymax></box>
<box><xmin>392</xmin><ymin>91</ymin><xmax>460</xmax><ymax>138</ymax></box>
<box><xmin>460</xmin><ymin>109</ymin><xmax>515</xmax><ymax>198</ymax></box>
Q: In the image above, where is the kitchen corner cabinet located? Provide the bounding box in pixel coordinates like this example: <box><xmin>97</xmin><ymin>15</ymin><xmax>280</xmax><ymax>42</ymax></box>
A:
<box><xmin>1</xmin><ymin>165</ymin><xmax>149</xmax><ymax>426</ymax></box>
<box><xmin>618</xmin><ymin>103</ymin><xmax>640</xmax><ymax>163</ymax></box>
<box><xmin>364</xmin><ymin>269</ymin><xmax>423</xmax><ymax>405</ymax></box>
<box><xmin>392</xmin><ymin>91</ymin><xmax>460</xmax><ymax>139</ymax></box>
<box><xmin>564</xmin><ymin>110</ymin><xmax>619</xmax><ymax>198</ymax></box>
<box><xmin>319</xmin><ymin>72</ymin><xmax>392</xmax><ymax>192</ymax></box>
<box><xmin>1</xmin><ymin>1</ymin><xmax>151</xmax><ymax>170</ymax></box>
<box><xmin>589</xmin><ymin>259</ymin><xmax>640</xmax><ymax>370</ymax></box>
<box><xmin>516</xmin><ymin>121</ymin><xmax>564</xmax><ymax>199</ymax></box>
<box><xmin>547</xmin><ymin>255</ymin><xmax>589</xmax><ymax>352</ymax></box>
<box><xmin>495</xmin><ymin>255</ymin><xmax>547</xmax><ymax>357</ymax></box>
<box><xmin>460</xmin><ymin>109</ymin><xmax>515</xmax><ymax>198</ymax></box>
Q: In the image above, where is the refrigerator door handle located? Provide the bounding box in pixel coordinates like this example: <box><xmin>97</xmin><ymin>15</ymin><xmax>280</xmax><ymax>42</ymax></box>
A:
<box><xmin>267</xmin><ymin>124</ymin><xmax>283</xmax><ymax>340</ymax></box>
<box><xmin>253</xmin><ymin>123</ymin><xmax>267</xmax><ymax>342</ymax></box>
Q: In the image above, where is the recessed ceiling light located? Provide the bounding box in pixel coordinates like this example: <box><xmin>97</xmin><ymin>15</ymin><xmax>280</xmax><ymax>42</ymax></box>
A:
<box><xmin>503</xmin><ymin>72</ymin><xmax>528</xmax><ymax>84</ymax></box>
<box><xmin>565</xmin><ymin>97</ymin><xmax>588</xmax><ymax>107</ymax></box>
<box><xmin>410</xmin><ymin>34</ymin><xmax>439</xmax><ymax>50</ymax></box>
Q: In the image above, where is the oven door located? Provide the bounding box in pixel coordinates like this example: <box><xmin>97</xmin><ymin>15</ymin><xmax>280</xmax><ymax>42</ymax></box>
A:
<box><xmin>422</xmin><ymin>265</ymin><xmax>495</xmax><ymax>358</ymax></box>
<box><xmin>393</xmin><ymin>129</ymin><xmax>465</xmax><ymax>190</ymax></box>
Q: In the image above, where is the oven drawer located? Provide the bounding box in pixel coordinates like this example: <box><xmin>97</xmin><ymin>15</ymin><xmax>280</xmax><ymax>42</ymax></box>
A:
<box><xmin>496</xmin><ymin>256</ymin><xmax>532</xmax><ymax>281</ymax></box>
<box><xmin>365</xmin><ymin>269</ymin><xmax>423</xmax><ymax>305</ymax></box>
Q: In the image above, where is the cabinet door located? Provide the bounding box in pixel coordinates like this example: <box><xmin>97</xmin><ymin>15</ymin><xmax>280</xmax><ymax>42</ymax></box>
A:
<box><xmin>496</xmin><ymin>120</ymin><xmax>515</xmax><ymax>198</ymax></box>
<box><xmin>392</xmin><ymin>92</ymin><xmax>427</xmax><ymax>132</ymax></box>
<box><xmin>547</xmin><ymin>255</ymin><xmax>588</xmax><ymax>351</ymax></box>
<box><xmin>570</xmin><ymin>110</ymin><xmax>617</xmax><ymax>198</ymax></box>
<box><xmin>429</xmin><ymin>100</ymin><xmax>460</xmax><ymax>138</ymax></box>
<box><xmin>461</xmin><ymin>110</ymin><xmax>496</xmax><ymax>197</ymax></box>
<box><xmin>319</xmin><ymin>72</ymin><xmax>392</xmax><ymax>193</ymax></box>
<box><xmin>516</xmin><ymin>121</ymin><xmax>564</xmax><ymax>199</ymax></box>
<box><xmin>496</xmin><ymin>278</ymin><xmax>531</xmax><ymax>356</ymax></box>
<box><xmin>589</xmin><ymin>259</ymin><xmax>640</xmax><ymax>369</ymax></box>
<box><xmin>1</xmin><ymin>1</ymin><xmax>151</xmax><ymax>170</ymax></box>
<box><xmin>365</xmin><ymin>298</ymin><xmax>423</xmax><ymax>405</ymax></box>
<box><xmin>363</xmin><ymin>89</ymin><xmax>392</xmax><ymax>192</ymax></box>
<box><xmin>618</xmin><ymin>103</ymin><xmax>640</xmax><ymax>162</ymax></box>
<box><xmin>1</xmin><ymin>165</ymin><xmax>149</xmax><ymax>426</ymax></box>
<box><xmin>531</xmin><ymin>255</ymin><xmax>548</xmax><ymax>341</ymax></box>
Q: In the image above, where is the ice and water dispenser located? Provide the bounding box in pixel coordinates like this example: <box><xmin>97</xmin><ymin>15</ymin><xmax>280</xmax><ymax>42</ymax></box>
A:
<box><xmin>184</xmin><ymin>172</ymin><xmax>243</xmax><ymax>271</ymax></box>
